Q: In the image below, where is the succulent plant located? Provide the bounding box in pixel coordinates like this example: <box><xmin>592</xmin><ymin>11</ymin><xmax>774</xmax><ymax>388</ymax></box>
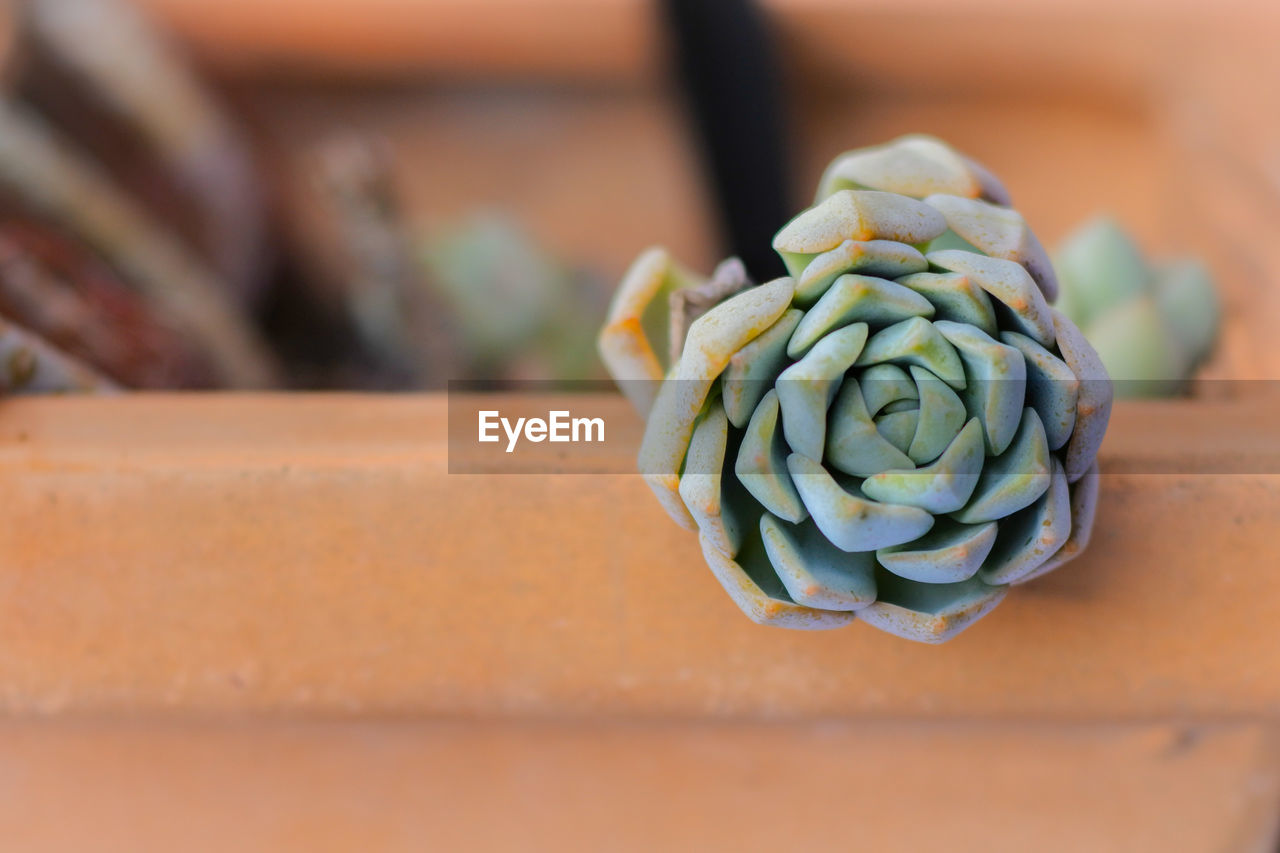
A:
<box><xmin>600</xmin><ymin>135</ymin><xmax>1112</xmax><ymax>643</ymax></box>
<box><xmin>0</xmin><ymin>0</ymin><xmax>278</xmax><ymax>390</ymax></box>
<box><xmin>1055</xmin><ymin>217</ymin><xmax>1219</xmax><ymax>398</ymax></box>
<box><xmin>422</xmin><ymin>214</ymin><xmax>606</xmax><ymax>383</ymax></box>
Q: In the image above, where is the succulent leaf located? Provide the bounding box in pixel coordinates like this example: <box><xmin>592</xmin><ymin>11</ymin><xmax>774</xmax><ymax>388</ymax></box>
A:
<box><xmin>722</xmin><ymin>308</ymin><xmax>803</xmax><ymax>428</ymax></box>
<box><xmin>862</xmin><ymin>418</ymin><xmax>985</xmax><ymax>513</ymax></box>
<box><xmin>817</xmin><ymin>135</ymin><xmax>994</xmax><ymax>202</ymax></box>
<box><xmin>906</xmin><ymin>365</ymin><xmax>967</xmax><ymax>464</ymax></box>
<box><xmin>1050</xmin><ymin>310</ymin><xmax>1113</xmax><ymax>483</ymax></box>
<box><xmin>927</xmin><ymin>250</ymin><xmax>1055</xmax><ymax>348</ymax></box>
<box><xmin>774</xmin><ymin>190</ymin><xmax>947</xmax><ymax>274</ymax></box>
<box><xmin>788</xmin><ymin>276</ymin><xmax>934</xmax><ymax>357</ymax></box>
<box><xmin>825</xmin><ymin>378</ymin><xmax>918</xmax><ymax>478</ymax></box>
<box><xmin>980</xmin><ymin>457</ymin><xmax>1072</xmax><ymax>585</ymax></box>
<box><xmin>856</xmin><ymin>316</ymin><xmax>966</xmax><ymax>389</ymax></box>
<box><xmin>951</xmin><ymin>408</ymin><xmax>1052</xmax><ymax>524</ymax></box>
<box><xmin>736</xmin><ymin>390</ymin><xmax>808</xmax><ymax>524</ymax></box>
<box><xmin>787</xmin><ymin>453</ymin><xmax>936</xmax><ymax>552</ymax></box>
<box><xmin>638</xmin><ymin>278</ymin><xmax>794</xmax><ymax>528</ymax></box>
<box><xmin>679</xmin><ymin>397</ymin><xmax>741</xmax><ymax>557</ymax></box>
<box><xmin>1016</xmin><ymin>460</ymin><xmax>1100</xmax><ymax>584</ymax></box>
<box><xmin>877</xmin><ymin>518</ymin><xmax>999</xmax><ymax>584</ymax></box>
<box><xmin>858</xmin><ymin>569</ymin><xmax>1007</xmax><ymax>644</ymax></box>
<box><xmin>1000</xmin><ymin>331</ymin><xmax>1078</xmax><ymax>452</ymax></box>
<box><xmin>897</xmin><ymin>271</ymin><xmax>999</xmax><ymax>337</ymax></box>
<box><xmin>700</xmin><ymin>531</ymin><xmax>857</xmax><ymax>630</ymax></box>
<box><xmin>761</xmin><ymin>514</ymin><xmax>878</xmax><ymax>610</ymax></box>
<box><xmin>934</xmin><ymin>320</ymin><xmax>1026</xmax><ymax>454</ymax></box>
<box><xmin>795</xmin><ymin>240</ymin><xmax>929</xmax><ymax>305</ymax></box>
<box><xmin>924</xmin><ymin>194</ymin><xmax>1058</xmax><ymax>301</ymax></box>
<box><xmin>860</xmin><ymin>364</ymin><xmax>919</xmax><ymax>416</ymax></box>
<box><xmin>776</xmin><ymin>324</ymin><xmax>867</xmax><ymax>460</ymax></box>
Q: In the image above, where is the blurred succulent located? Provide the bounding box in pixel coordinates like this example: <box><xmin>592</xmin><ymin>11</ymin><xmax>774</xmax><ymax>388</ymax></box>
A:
<box><xmin>1055</xmin><ymin>217</ymin><xmax>1218</xmax><ymax>397</ymax></box>
<box><xmin>423</xmin><ymin>213</ymin><xmax>606</xmax><ymax>382</ymax></box>
<box><xmin>290</xmin><ymin>130</ymin><xmax>607</xmax><ymax>387</ymax></box>
<box><xmin>0</xmin><ymin>223</ymin><xmax>211</xmax><ymax>388</ymax></box>
<box><xmin>600</xmin><ymin>135</ymin><xmax>1112</xmax><ymax>643</ymax></box>
<box><xmin>286</xmin><ymin>135</ymin><xmax>458</xmax><ymax>388</ymax></box>
<box><xmin>0</xmin><ymin>0</ymin><xmax>277</xmax><ymax>391</ymax></box>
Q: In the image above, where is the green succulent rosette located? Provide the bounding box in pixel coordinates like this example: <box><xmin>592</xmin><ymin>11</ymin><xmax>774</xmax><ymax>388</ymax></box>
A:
<box><xmin>600</xmin><ymin>136</ymin><xmax>1112</xmax><ymax>643</ymax></box>
<box><xmin>1055</xmin><ymin>217</ymin><xmax>1219</xmax><ymax>398</ymax></box>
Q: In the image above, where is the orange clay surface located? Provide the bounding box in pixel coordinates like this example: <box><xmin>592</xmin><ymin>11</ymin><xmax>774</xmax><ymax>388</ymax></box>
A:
<box><xmin>0</xmin><ymin>718</ymin><xmax>1276</xmax><ymax>853</ymax></box>
<box><xmin>133</xmin><ymin>0</ymin><xmax>1279</xmax><ymax>82</ymax></box>
<box><xmin>0</xmin><ymin>391</ymin><xmax>1276</xmax><ymax>720</ymax></box>
<box><xmin>1</xmin><ymin>392</ymin><xmax>1278</xmax><ymax>850</ymax></box>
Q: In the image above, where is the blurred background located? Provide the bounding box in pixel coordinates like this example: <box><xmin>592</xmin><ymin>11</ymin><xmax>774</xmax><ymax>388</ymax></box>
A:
<box><xmin>2</xmin><ymin>0</ymin><xmax>1276</xmax><ymax>393</ymax></box>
